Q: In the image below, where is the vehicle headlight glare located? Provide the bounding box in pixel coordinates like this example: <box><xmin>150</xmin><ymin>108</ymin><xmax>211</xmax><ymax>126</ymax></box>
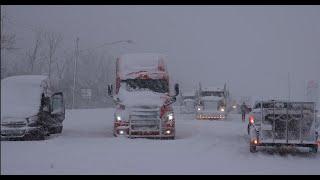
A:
<box><xmin>220</xmin><ymin>108</ymin><xmax>225</xmax><ymax>112</ymax></box>
<box><xmin>116</xmin><ymin>115</ymin><xmax>121</xmax><ymax>121</ymax></box>
<box><xmin>168</xmin><ymin>113</ymin><xmax>174</xmax><ymax>121</ymax></box>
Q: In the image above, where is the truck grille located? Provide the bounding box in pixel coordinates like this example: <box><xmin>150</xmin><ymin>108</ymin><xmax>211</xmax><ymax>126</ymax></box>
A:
<box><xmin>129</xmin><ymin>106</ymin><xmax>161</xmax><ymax>134</ymax></box>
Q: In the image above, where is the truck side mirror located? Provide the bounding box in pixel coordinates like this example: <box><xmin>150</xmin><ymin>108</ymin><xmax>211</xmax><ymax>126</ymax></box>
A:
<box><xmin>174</xmin><ymin>83</ymin><xmax>179</xmax><ymax>96</ymax></box>
<box><xmin>108</xmin><ymin>84</ymin><xmax>113</xmax><ymax>97</ymax></box>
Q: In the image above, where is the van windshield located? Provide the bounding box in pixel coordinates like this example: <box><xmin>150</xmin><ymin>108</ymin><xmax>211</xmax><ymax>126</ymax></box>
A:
<box><xmin>122</xmin><ymin>79</ymin><xmax>169</xmax><ymax>93</ymax></box>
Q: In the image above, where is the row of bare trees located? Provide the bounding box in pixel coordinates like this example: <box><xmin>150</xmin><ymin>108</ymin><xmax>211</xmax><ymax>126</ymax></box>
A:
<box><xmin>1</xmin><ymin>8</ymin><xmax>115</xmax><ymax>109</ymax></box>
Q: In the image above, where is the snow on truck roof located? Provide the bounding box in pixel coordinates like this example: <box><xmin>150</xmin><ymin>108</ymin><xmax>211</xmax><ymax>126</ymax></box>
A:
<box><xmin>118</xmin><ymin>53</ymin><xmax>167</xmax><ymax>78</ymax></box>
<box><xmin>1</xmin><ymin>75</ymin><xmax>48</xmax><ymax>119</ymax></box>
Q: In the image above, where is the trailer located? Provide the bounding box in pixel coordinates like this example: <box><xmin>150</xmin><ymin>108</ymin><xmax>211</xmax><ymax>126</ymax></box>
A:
<box><xmin>248</xmin><ymin>100</ymin><xmax>319</xmax><ymax>153</ymax></box>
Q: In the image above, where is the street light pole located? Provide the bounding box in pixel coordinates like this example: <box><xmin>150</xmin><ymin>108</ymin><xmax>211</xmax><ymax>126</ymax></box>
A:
<box><xmin>71</xmin><ymin>39</ymin><xmax>133</xmax><ymax>109</ymax></box>
<box><xmin>72</xmin><ymin>37</ymin><xmax>79</xmax><ymax>109</ymax></box>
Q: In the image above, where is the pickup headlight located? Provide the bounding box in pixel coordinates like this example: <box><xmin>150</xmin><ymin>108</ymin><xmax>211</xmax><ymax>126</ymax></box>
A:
<box><xmin>26</xmin><ymin>115</ymin><xmax>38</xmax><ymax>127</ymax></box>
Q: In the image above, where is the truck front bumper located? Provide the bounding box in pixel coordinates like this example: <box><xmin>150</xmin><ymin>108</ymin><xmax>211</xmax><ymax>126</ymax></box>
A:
<box><xmin>196</xmin><ymin>112</ymin><xmax>226</xmax><ymax>120</ymax></box>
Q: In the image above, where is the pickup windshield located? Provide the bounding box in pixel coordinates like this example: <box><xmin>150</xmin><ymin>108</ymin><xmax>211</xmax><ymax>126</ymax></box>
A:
<box><xmin>122</xmin><ymin>79</ymin><xmax>169</xmax><ymax>93</ymax></box>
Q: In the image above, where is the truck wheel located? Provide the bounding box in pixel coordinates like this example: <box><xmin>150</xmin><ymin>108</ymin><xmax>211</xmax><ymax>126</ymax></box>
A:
<box><xmin>310</xmin><ymin>145</ymin><xmax>318</xmax><ymax>153</ymax></box>
<box><xmin>250</xmin><ymin>144</ymin><xmax>257</xmax><ymax>153</ymax></box>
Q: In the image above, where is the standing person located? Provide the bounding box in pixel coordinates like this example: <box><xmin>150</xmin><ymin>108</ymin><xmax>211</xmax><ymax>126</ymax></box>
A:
<box><xmin>240</xmin><ymin>102</ymin><xmax>247</xmax><ymax>122</ymax></box>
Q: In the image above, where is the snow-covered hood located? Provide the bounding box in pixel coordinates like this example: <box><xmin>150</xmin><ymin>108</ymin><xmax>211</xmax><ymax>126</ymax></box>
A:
<box><xmin>117</xmin><ymin>88</ymin><xmax>168</xmax><ymax>107</ymax></box>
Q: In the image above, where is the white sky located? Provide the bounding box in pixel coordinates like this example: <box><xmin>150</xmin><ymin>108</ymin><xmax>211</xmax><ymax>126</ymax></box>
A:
<box><xmin>3</xmin><ymin>5</ymin><xmax>320</xmax><ymax>101</ymax></box>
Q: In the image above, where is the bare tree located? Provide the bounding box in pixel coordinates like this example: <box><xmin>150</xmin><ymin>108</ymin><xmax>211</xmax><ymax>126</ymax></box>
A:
<box><xmin>1</xmin><ymin>6</ymin><xmax>17</xmax><ymax>78</ymax></box>
<box><xmin>45</xmin><ymin>31</ymin><xmax>63</xmax><ymax>81</ymax></box>
<box><xmin>26</xmin><ymin>29</ymin><xmax>44</xmax><ymax>74</ymax></box>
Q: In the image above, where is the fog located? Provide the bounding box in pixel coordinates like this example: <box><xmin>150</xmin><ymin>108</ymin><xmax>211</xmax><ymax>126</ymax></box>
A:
<box><xmin>3</xmin><ymin>5</ymin><xmax>320</xmax><ymax>102</ymax></box>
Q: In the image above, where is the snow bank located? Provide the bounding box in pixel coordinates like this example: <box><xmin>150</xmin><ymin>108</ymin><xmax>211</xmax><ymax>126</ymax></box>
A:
<box><xmin>1</xmin><ymin>75</ymin><xmax>48</xmax><ymax>120</ymax></box>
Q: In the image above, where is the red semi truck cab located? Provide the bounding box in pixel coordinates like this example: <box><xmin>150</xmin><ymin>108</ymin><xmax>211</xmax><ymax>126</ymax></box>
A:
<box><xmin>108</xmin><ymin>53</ymin><xmax>179</xmax><ymax>139</ymax></box>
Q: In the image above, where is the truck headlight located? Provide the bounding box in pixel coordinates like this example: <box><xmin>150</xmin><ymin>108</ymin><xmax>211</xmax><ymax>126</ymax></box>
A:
<box><xmin>167</xmin><ymin>113</ymin><xmax>174</xmax><ymax>121</ymax></box>
<box><xmin>220</xmin><ymin>108</ymin><xmax>225</xmax><ymax>112</ymax></box>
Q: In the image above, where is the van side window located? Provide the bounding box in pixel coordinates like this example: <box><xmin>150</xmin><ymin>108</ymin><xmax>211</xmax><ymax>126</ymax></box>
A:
<box><xmin>52</xmin><ymin>97</ymin><xmax>62</xmax><ymax>112</ymax></box>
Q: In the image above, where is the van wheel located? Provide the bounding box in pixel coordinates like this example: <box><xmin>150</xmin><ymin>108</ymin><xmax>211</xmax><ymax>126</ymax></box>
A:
<box><xmin>250</xmin><ymin>144</ymin><xmax>257</xmax><ymax>153</ymax></box>
<box><xmin>56</xmin><ymin>126</ymin><xmax>63</xmax><ymax>134</ymax></box>
<box><xmin>311</xmin><ymin>145</ymin><xmax>318</xmax><ymax>153</ymax></box>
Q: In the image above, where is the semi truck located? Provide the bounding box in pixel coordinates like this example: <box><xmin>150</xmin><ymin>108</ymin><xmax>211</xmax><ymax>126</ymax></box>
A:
<box><xmin>195</xmin><ymin>83</ymin><xmax>230</xmax><ymax>120</ymax></box>
<box><xmin>247</xmin><ymin>100</ymin><xmax>319</xmax><ymax>153</ymax></box>
<box><xmin>108</xmin><ymin>53</ymin><xmax>179</xmax><ymax>139</ymax></box>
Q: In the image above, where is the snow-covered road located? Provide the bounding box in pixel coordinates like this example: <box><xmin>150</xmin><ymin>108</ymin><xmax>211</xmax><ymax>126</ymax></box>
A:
<box><xmin>1</xmin><ymin>108</ymin><xmax>319</xmax><ymax>174</ymax></box>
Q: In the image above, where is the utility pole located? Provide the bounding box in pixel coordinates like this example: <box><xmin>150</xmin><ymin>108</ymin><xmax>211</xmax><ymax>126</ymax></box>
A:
<box><xmin>72</xmin><ymin>37</ymin><xmax>79</xmax><ymax>109</ymax></box>
<box><xmin>288</xmin><ymin>72</ymin><xmax>291</xmax><ymax>101</ymax></box>
<box><xmin>1</xmin><ymin>6</ymin><xmax>6</xmax><ymax>78</ymax></box>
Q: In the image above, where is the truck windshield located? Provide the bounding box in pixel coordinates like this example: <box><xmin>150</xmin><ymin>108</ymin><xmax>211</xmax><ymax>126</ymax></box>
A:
<box><xmin>203</xmin><ymin>101</ymin><xmax>218</xmax><ymax>110</ymax></box>
<box><xmin>122</xmin><ymin>79</ymin><xmax>169</xmax><ymax>93</ymax></box>
<box><xmin>201</xmin><ymin>91</ymin><xmax>224</xmax><ymax>97</ymax></box>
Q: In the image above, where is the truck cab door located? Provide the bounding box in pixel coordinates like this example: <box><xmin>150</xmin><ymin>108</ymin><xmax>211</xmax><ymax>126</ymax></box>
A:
<box><xmin>51</xmin><ymin>92</ymin><xmax>65</xmax><ymax>122</ymax></box>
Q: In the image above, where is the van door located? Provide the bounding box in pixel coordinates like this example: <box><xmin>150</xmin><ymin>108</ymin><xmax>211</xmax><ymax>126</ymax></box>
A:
<box><xmin>51</xmin><ymin>92</ymin><xmax>65</xmax><ymax>122</ymax></box>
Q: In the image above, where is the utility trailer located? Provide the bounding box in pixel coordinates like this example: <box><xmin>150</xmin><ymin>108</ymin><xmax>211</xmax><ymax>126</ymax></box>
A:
<box><xmin>248</xmin><ymin>100</ymin><xmax>319</xmax><ymax>153</ymax></box>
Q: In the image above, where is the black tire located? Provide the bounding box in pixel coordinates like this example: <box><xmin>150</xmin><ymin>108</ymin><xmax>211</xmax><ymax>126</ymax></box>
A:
<box><xmin>56</xmin><ymin>126</ymin><xmax>63</xmax><ymax>134</ymax></box>
<box><xmin>50</xmin><ymin>126</ymin><xmax>63</xmax><ymax>134</ymax></box>
<box><xmin>250</xmin><ymin>144</ymin><xmax>257</xmax><ymax>153</ymax></box>
<box><xmin>24</xmin><ymin>129</ymin><xmax>46</xmax><ymax>141</ymax></box>
<box><xmin>311</xmin><ymin>145</ymin><xmax>318</xmax><ymax>153</ymax></box>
